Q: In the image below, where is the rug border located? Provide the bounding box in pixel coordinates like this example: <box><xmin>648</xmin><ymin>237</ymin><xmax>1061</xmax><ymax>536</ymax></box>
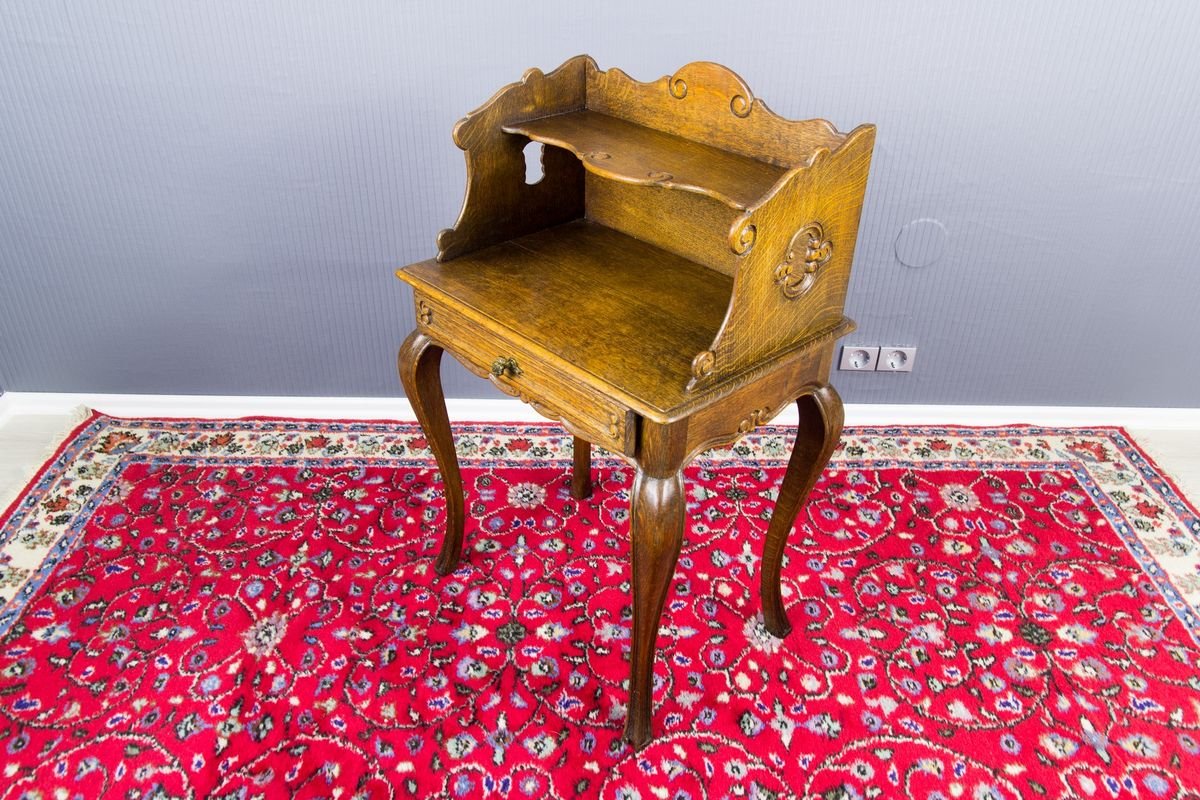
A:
<box><xmin>1110</xmin><ymin>424</ymin><xmax>1200</xmax><ymax>521</ymax></box>
<box><xmin>7</xmin><ymin>412</ymin><xmax>1197</xmax><ymax>523</ymax></box>
<box><xmin>0</xmin><ymin>409</ymin><xmax>103</xmax><ymax>526</ymax></box>
<box><xmin>5</xmin><ymin>413</ymin><xmax>1196</xmax><ymax>520</ymax></box>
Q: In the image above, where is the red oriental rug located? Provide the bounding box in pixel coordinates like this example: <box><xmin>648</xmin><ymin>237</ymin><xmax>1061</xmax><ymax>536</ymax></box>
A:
<box><xmin>1</xmin><ymin>413</ymin><xmax>1199</xmax><ymax>799</ymax></box>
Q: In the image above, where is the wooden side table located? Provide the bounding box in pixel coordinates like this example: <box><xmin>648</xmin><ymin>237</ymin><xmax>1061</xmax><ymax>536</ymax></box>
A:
<box><xmin>395</xmin><ymin>56</ymin><xmax>875</xmax><ymax>748</ymax></box>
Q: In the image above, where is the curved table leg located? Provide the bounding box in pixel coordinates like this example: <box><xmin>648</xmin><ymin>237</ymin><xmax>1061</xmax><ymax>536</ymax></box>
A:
<box><xmin>623</xmin><ymin>420</ymin><xmax>687</xmax><ymax>749</ymax></box>
<box><xmin>571</xmin><ymin>436</ymin><xmax>593</xmax><ymax>499</ymax></box>
<box><xmin>398</xmin><ymin>330</ymin><xmax>465</xmax><ymax>576</ymax></box>
<box><xmin>760</xmin><ymin>384</ymin><xmax>844</xmax><ymax>638</ymax></box>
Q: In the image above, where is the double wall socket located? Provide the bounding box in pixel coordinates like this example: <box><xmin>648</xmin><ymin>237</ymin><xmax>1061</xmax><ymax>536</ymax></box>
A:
<box><xmin>839</xmin><ymin>345</ymin><xmax>917</xmax><ymax>372</ymax></box>
<box><xmin>878</xmin><ymin>347</ymin><xmax>916</xmax><ymax>372</ymax></box>
<box><xmin>840</xmin><ymin>346</ymin><xmax>879</xmax><ymax>371</ymax></box>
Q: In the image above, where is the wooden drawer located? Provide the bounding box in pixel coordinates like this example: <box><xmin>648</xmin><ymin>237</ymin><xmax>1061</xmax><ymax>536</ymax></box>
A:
<box><xmin>414</xmin><ymin>291</ymin><xmax>638</xmax><ymax>457</ymax></box>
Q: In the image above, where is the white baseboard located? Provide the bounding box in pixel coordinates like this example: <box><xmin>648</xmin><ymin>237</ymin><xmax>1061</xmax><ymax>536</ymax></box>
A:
<box><xmin>0</xmin><ymin>393</ymin><xmax>538</xmax><ymax>430</ymax></box>
<box><xmin>0</xmin><ymin>392</ymin><xmax>420</xmax><ymax>430</ymax></box>
<box><xmin>1</xmin><ymin>392</ymin><xmax>1199</xmax><ymax>431</ymax></box>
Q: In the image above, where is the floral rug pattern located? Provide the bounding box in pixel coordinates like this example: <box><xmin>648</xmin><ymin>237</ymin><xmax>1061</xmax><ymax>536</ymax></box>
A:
<box><xmin>0</xmin><ymin>413</ymin><xmax>1198</xmax><ymax>798</ymax></box>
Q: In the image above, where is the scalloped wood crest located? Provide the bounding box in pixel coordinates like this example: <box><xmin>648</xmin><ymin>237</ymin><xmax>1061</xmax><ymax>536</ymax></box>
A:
<box><xmin>585</xmin><ymin>60</ymin><xmax>848</xmax><ymax>167</ymax></box>
<box><xmin>445</xmin><ymin>55</ymin><xmax>849</xmax><ymax>161</ymax></box>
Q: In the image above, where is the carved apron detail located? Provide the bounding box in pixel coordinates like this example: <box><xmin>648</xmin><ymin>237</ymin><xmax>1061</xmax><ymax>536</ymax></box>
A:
<box><xmin>735</xmin><ymin>398</ymin><xmax>792</xmax><ymax>435</ymax></box>
<box><xmin>737</xmin><ymin>407</ymin><xmax>773</xmax><ymax>434</ymax></box>
<box><xmin>773</xmin><ymin>222</ymin><xmax>833</xmax><ymax>299</ymax></box>
<box><xmin>417</xmin><ymin>299</ymin><xmax>434</xmax><ymax>326</ymax></box>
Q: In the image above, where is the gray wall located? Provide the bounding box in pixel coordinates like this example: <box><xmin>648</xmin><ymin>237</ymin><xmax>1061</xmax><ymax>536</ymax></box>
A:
<box><xmin>2</xmin><ymin>1</ymin><xmax>1199</xmax><ymax>406</ymax></box>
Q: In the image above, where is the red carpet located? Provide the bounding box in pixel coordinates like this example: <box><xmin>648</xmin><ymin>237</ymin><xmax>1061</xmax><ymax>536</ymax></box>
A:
<box><xmin>1</xmin><ymin>414</ymin><xmax>1199</xmax><ymax>798</ymax></box>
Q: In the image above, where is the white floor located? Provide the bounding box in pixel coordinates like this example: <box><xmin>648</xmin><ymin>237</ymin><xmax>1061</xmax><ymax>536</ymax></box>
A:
<box><xmin>2</xmin><ymin>397</ymin><xmax>1199</xmax><ymax>514</ymax></box>
<box><xmin>1</xmin><ymin>413</ymin><xmax>86</xmax><ymax>511</ymax></box>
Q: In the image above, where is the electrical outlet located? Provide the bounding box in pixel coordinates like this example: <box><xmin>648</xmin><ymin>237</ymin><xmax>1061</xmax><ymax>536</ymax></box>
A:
<box><xmin>877</xmin><ymin>346</ymin><xmax>916</xmax><ymax>372</ymax></box>
<box><xmin>839</xmin><ymin>345</ymin><xmax>880</xmax><ymax>371</ymax></box>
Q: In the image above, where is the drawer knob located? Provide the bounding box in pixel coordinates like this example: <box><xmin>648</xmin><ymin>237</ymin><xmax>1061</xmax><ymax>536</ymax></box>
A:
<box><xmin>490</xmin><ymin>356</ymin><xmax>522</xmax><ymax>379</ymax></box>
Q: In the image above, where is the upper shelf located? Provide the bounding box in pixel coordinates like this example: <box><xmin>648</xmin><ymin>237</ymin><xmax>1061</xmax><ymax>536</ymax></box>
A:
<box><xmin>503</xmin><ymin>110</ymin><xmax>788</xmax><ymax>211</ymax></box>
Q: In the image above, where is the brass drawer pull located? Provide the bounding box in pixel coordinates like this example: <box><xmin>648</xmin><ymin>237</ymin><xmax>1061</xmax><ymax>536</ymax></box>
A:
<box><xmin>490</xmin><ymin>356</ymin><xmax>522</xmax><ymax>378</ymax></box>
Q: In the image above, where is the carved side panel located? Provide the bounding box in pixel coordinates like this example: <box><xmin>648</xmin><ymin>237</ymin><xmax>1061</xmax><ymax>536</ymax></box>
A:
<box><xmin>437</xmin><ymin>55</ymin><xmax>594</xmax><ymax>261</ymax></box>
<box><xmin>586</xmin><ymin>61</ymin><xmax>847</xmax><ymax>167</ymax></box>
<box><xmin>689</xmin><ymin>125</ymin><xmax>877</xmax><ymax>391</ymax></box>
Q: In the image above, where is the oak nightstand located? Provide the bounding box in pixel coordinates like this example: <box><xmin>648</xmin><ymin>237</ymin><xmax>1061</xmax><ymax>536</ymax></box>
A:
<box><xmin>396</xmin><ymin>56</ymin><xmax>875</xmax><ymax>747</ymax></box>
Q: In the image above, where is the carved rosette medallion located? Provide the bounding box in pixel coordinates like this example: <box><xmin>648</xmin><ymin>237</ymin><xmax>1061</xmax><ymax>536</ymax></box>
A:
<box><xmin>773</xmin><ymin>222</ymin><xmax>833</xmax><ymax>299</ymax></box>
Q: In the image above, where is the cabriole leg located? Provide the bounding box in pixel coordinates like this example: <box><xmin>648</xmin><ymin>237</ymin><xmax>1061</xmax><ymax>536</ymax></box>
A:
<box><xmin>761</xmin><ymin>384</ymin><xmax>844</xmax><ymax>637</ymax></box>
<box><xmin>623</xmin><ymin>420</ymin><xmax>687</xmax><ymax>749</ymax></box>
<box><xmin>398</xmin><ymin>330</ymin><xmax>465</xmax><ymax>576</ymax></box>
